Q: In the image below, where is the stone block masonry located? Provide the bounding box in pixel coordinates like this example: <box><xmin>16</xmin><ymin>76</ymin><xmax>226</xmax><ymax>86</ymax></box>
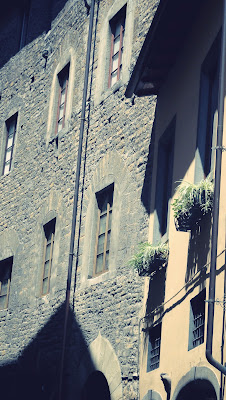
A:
<box><xmin>0</xmin><ymin>0</ymin><xmax>158</xmax><ymax>398</ymax></box>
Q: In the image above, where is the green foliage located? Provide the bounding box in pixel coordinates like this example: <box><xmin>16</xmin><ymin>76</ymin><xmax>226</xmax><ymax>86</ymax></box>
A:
<box><xmin>172</xmin><ymin>177</ymin><xmax>214</xmax><ymax>220</ymax></box>
<box><xmin>129</xmin><ymin>242</ymin><xmax>169</xmax><ymax>276</ymax></box>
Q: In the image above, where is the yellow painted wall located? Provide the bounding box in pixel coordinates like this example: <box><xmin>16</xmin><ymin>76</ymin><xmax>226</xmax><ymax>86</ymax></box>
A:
<box><xmin>140</xmin><ymin>1</ymin><xmax>226</xmax><ymax>399</ymax></box>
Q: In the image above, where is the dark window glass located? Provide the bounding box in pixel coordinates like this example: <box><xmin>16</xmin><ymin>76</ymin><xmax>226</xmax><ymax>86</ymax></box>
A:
<box><xmin>154</xmin><ymin>118</ymin><xmax>175</xmax><ymax>239</ymax></box>
<box><xmin>3</xmin><ymin>114</ymin><xmax>17</xmax><ymax>175</ymax></box>
<box><xmin>147</xmin><ymin>323</ymin><xmax>161</xmax><ymax>372</ymax></box>
<box><xmin>195</xmin><ymin>35</ymin><xmax>220</xmax><ymax>182</ymax></box>
<box><xmin>0</xmin><ymin>257</ymin><xmax>13</xmax><ymax>310</ymax></box>
<box><xmin>188</xmin><ymin>289</ymin><xmax>206</xmax><ymax>350</ymax></box>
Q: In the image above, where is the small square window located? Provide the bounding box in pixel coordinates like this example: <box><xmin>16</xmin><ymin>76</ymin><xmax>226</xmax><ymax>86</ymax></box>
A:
<box><xmin>147</xmin><ymin>323</ymin><xmax>162</xmax><ymax>372</ymax></box>
<box><xmin>108</xmin><ymin>7</ymin><xmax>126</xmax><ymax>88</ymax></box>
<box><xmin>188</xmin><ymin>289</ymin><xmax>206</xmax><ymax>350</ymax></box>
<box><xmin>93</xmin><ymin>184</ymin><xmax>114</xmax><ymax>276</ymax></box>
<box><xmin>2</xmin><ymin>114</ymin><xmax>17</xmax><ymax>176</ymax></box>
<box><xmin>55</xmin><ymin>64</ymin><xmax>70</xmax><ymax>134</ymax></box>
<box><xmin>41</xmin><ymin>219</ymin><xmax>56</xmax><ymax>295</ymax></box>
<box><xmin>0</xmin><ymin>257</ymin><xmax>13</xmax><ymax>310</ymax></box>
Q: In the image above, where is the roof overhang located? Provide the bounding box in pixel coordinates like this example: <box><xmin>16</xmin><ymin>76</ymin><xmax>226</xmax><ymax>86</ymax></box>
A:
<box><xmin>125</xmin><ymin>0</ymin><xmax>204</xmax><ymax>97</ymax></box>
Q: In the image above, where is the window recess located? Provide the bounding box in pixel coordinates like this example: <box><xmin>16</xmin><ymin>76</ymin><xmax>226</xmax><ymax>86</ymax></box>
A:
<box><xmin>188</xmin><ymin>289</ymin><xmax>206</xmax><ymax>350</ymax></box>
<box><xmin>2</xmin><ymin>114</ymin><xmax>18</xmax><ymax>176</ymax></box>
<box><xmin>41</xmin><ymin>219</ymin><xmax>56</xmax><ymax>295</ymax></box>
<box><xmin>147</xmin><ymin>323</ymin><xmax>162</xmax><ymax>372</ymax></box>
<box><xmin>94</xmin><ymin>184</ymin><xmax>114</xmax><ymax>276</ymax></box>
<box><xmin>0</xmin><ymin>257</ymin><xmax>13</xmax><ymax>310</ymax></box>
<box><xmin>55</xmin><ymin>63</ymin><xmax>70</xmax><ymax>134</ymax></box>
<box><xmin>154</xmin><ymin>118</ymin><xmax>175</xmax><ymax>241</ymax></box>
<box><xmin>108</xmin><ymin>6</ymin><xmax>126</xmax><ymax>88</ymax></box>
<box><xmin>195</xmin><ymin>35</ymin><xmax>220</xmax><ymax>182</ymax></box>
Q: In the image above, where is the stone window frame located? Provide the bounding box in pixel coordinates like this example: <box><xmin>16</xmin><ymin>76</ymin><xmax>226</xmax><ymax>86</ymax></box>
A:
<box><xmin>38</xmin><ymin>210</ymin><xmax>59</xmax><ymax>297</ymax></box>
<box><xmin>80</xmin><ymin>178</ymin><xmax>121</xmax><ymax>288</ymax></box>
<box><xmin>47</xmin><ymin>48</ymin><xmax>75</xmax><ymax>143</ymax></box>
<box><xmin>0</xmin><ymin>111</ymin><xmax>19</xmax><ymax>178</ymax></box>
<box><xmin>93</xmin><ymin>183</ymin><xmax>114</xmax><ymax>277</ymax></box>
<box><xmin>0</xmin><ymin>256</ymin><xmax>13</xmax><ymax>310</ymax></box>
<box><xmin>94</xmin><ymin>0</ymin><xmax>134</xmax><ymax>105</ymax></box>
<box><xmin>108</xmin><ymin>6</ymin><xmax>126</xmax><ymax>88</ymax></box>
<box><xmin>0</xmin><ymin>229</ymin><xmax>19</xmax><ymax>313</ymax></box>
<box><xmin>40</xmin><ymin>218</ymin><xmax>56</xmax><ymax>296</ymax></box>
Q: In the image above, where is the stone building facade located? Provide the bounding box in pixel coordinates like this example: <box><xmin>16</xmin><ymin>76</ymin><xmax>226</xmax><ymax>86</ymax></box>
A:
<box><xmin>0</xmin><ymin>0</ymin><xmax>158</xmax><ymax>399</ymax></box>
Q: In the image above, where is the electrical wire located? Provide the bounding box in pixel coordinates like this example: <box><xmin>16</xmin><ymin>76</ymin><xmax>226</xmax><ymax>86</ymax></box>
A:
<box><xmin>141</xmin><ymin>247</ymin><xmax>226</xmax><ymax>322</ymax></box>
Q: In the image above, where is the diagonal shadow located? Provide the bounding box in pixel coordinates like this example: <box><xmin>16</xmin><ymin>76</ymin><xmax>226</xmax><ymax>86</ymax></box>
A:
<box><xmin>0</xmin><ymin>301</ymin><xmax>95</xmax><ymax>400</ymax></box>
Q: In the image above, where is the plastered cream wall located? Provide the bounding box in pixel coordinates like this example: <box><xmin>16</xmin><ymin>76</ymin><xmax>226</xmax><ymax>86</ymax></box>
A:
<box><xmin>140</xmin><ymin>1</ymin><xmax>225</xmax><ymax>399</ymax></box>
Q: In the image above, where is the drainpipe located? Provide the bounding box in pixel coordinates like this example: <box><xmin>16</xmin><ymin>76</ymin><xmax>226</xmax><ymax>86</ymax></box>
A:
<box><xmin>206</xmin><ymin>0</ymin><xmax>226</xmax><ymax>374</ymax></box>
<box><xmin>58</xmin><ymin>0</ymin><xmax>95</xmax><ymax>398</ymax></box>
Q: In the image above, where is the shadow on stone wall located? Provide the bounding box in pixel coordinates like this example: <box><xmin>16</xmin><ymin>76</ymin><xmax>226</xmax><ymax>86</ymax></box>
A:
<box><xmin>1</xmin><ymin>0</ymin><xmax>69</xmax><ymax>70</ymax></box>
<box><xmin>0</xmin><ymin>302</ymin><xmax>94</xmax><ymax>400</ymax></box>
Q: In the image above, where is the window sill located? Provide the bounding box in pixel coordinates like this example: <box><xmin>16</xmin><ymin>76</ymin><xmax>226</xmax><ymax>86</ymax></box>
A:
<box><xmin>48</xmin><ymin>123</ymin><xmax>69</xmax><ymax>145</ymax></box>
<box><xmin>95</xmin><ymin>79</ymin><xmax>124</xmax><ymax>106</ymax></box>
<box><xmin>81</xmin><ymin>268</ymin><xmax>115</xmax><ymax>288</ymax></box>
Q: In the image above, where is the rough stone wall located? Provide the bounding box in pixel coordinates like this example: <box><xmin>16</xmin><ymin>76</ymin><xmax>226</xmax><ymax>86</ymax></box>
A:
<box><xmin>0</xmin><ymin>0</ymin><xmax>158</xmax><ymax>398</ymax></box>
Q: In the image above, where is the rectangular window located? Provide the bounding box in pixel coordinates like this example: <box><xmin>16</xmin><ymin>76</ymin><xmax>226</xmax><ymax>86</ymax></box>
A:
<box><xmin>41</xmin><ymin>219</ymin><xmax>56</xmax><ymax>295</ymax></box>
<box><xmin>154</xmin><ymin>118</ymin><xmax>175</xmax><ymax>240</ymax></box>
<box><xmin>55</xmin><ymin>64</ymin><xmax>70</xmax><ymax>134</ymax></box>
<box><xmin>188</xmin><ymin>289</ymin><xmax>206</xmax><ymax>350</ymax></box>
<box><xmin>94</xmin><ymin>184</ymin><xmax>114</xmax><ymax>276</ymax></box>
<box><xmin>195</xmin><ymin>35</ymin><xmax>220</xmax><ymax>182</ymax></box>
<box><xmin>0</xmin><ymin>257</ymin><xmax>13</xmax><ymax>310</ymax></box>
<box><xmin>108</xmin><ymin>7</ymin><xmax>126</xmax><ymax>88</ymax></box>
<box><xmin>2</xmin><ymin>114</ymin><xmax>17</xmax><ymax>176</ymax></box>
<box><xmin>147</xmin><ymin>323</ymin><xmax>162</xmax><ymax>372</ymax></box>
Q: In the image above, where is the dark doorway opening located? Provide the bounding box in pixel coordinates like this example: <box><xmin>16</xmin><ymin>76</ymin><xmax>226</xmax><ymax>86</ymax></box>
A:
<box><xmin>82</xmin><ymin>371</ymin><xmax>111</xmax><ymax>400</ymax></box>
<box><xmin>176</xmin><ymin>379</ymin><xmax>217</xmax><ymax>400</ymax></box>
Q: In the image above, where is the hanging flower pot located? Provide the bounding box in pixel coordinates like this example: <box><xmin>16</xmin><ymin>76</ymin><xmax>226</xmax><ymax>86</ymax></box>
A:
<box><xmin>129</xmin><ymin>242</ymin><xmax>169</xmax><ymax>277</ymax></box>
<box><xmin>172</xmin><ymin>177</ymin><xmax>214</xmax><ymax>232</ymax></box>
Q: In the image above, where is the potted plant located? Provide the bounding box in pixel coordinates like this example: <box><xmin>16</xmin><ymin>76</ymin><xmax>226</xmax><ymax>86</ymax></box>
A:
<box><xmin>129</xmin><ymin>242</ymin><xmax>169</xmax><ymax>277</ymax></box>
<box><xmin>172</xmin><ymin>177</ymin><xmax>214</xmax><ymax>232</ymax></box>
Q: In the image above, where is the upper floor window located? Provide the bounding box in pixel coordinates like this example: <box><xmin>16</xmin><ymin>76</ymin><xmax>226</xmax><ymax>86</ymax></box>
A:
<box><xmin>55</xmin><ymin>63</ymin><xmax>70</xmax><ymax>134</ymax></box>
<box><xmin>108</xmin><ymin>6</ymin><xmax>126</xmax><ymax>88</ymax></box>
<box><xmin>41</xmin><ymin>219</ymin><xmax>56</xmax><ymax>295</ymax></box>
<box><xmin>195</xmin><ymin>35</ymin><xmax>220</xmax><ymax>182</ymax></box>
<box><xmin>188</xmin><ymin>289</ymin><xmax>206</xmax><ymax>350</ymax></box>
<box><xmin>94</xmin><ymin>184</ymin><xmax>114</xmax><ymax>276</ymax></box>
<box><xmin>2</xmin><ymin>114</ymin><xmax>17</xmax><ymax>176</ymax></box>
<box><xmin>0</xmin><ymin>257</ymin><xmax>13</xmax><ymax>310</ymax></box>
<box><xmin>147</xmin><ymin>323</ymin><xmax>162</xmax><ymax>372</ymax></box>
<box><xmin>154</xmin><ymin>118</ymin><xmax>175</xmax><ymax>241</ymax></box>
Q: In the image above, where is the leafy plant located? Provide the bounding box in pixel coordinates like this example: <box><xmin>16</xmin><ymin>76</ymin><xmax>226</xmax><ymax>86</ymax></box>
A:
<box><xmin>129</xmin><ymin>242</ymin><xmax>169</xmax><ymax>276</ymax></box>
<box><xmin>172</xmin><ymin>177</ymin><xmax>214</xmax><ymax>231</ymax></box>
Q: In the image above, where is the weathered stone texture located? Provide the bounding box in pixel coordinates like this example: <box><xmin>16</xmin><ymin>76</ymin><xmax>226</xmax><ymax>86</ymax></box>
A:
<box><xmin>0</xmin><ymin>0</ymin><xmax>158</xmax><ymax>398</ymax></box>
